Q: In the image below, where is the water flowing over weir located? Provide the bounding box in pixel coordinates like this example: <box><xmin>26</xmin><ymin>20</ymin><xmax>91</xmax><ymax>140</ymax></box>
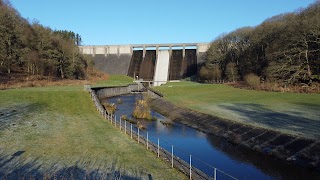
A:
<box><xmin>127</xmin><ymin>49</ymin><xmax>195</xmax><ymax>85</ymax></box>
<box><xmin>169</xmin><ymin>49</ymin><xmax>198</xmax><ymax>79</ymax></box>
<box><xmin>139</xmin><ymin>50</ymin><xmax>157</xmax><ymax>80</ymax></box>
<box><xmin>168</xmin><ymin>50</ymin><xmax>183</xmax><ymax>80</ymax></box>
<box><xmin>128</xmin><ymin>50</ymin><xmax>157</xmax><ymax>81</ymax></box>
<box><xmin>184</xmin><ymin>49</ymin><xmax>198</xmax><ymax>78</ymax></box>
<box><xmin>127</xmin><ymin>50</ymin><xmax>143</xmax><ymax>78</ymax></box>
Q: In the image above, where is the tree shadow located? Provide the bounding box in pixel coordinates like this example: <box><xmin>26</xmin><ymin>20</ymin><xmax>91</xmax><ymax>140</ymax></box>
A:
<box><xmin>0</xmin><ymin>103</ymin><xmax>46</xmax><ymax>130</ymax></box>
<box><xmin>0</xmin><ymin>151</ymin><xmax>150</xmax><ymax>180</ymax></box>
<box><xmin>218</xmin><ymin>103</ymin><xmax>320</xmax><ymax>139</ymax></box>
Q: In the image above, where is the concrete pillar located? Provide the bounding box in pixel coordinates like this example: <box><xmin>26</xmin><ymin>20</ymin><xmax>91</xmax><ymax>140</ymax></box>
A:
<box><xmin>130</xmin><ymin>46</ymin><xmax>133</xmax><ymax>55</ymax></box>
<box><xmin>92</xmin><ymin>47</ymin><xmax>96</xmax><ymax>57</ymax></box>
<box><xmin>169</xmin><ymin>45</ymin><xmax>172</xmax><ymax>58</ymax></box>
<box><xmin>196</xmin><ymin>44</ymin><xmax>199</xmax><ymax>58</ymax></box>
<box><xmin>196</xmin><ymin>43</ymin><xmax>210</xmax><ymax>64</ymax></box>
<box><xmin>168</xmin><ymin>46</ymin><xmax>172</xmax><ymax>81</ymax></box>
<box><xmin>182</xmin><ymin>45</ymin><xmax>185</xmax><ymax>59</ymax></box>
<box><xmin>117</xmin><ymin>46</ymin><xmax>120</xmax><ymax>57</ymax></box>
<box><xmin>154</xmin><ymin>50</ymin><xmax>170</xmax><ymax>86</ymax></box>
<box><xmin>156</xmin><ymin>45</ymin><xmax>159</xmax><ymax>57</ymax></box>
<box><xmin>143</xmin><ymin>46</ymin><xmax>146</xmax><ymax>58</ymax></box>
<box><xmin>104</xmin><ymin>46</ymin><xmax>108</xmax><ymax>57</ymax></box>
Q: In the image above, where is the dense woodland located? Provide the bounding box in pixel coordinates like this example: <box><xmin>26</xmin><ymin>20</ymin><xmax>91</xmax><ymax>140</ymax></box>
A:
<box><xmin>0</xmin><ymin>0</ymin><xmax>90</xmax><ymax>80</ymax></box>
<box><xmin>200</xmin><ymin>2</ymin><xmax>320</xmax><ymax>89</ymax></box>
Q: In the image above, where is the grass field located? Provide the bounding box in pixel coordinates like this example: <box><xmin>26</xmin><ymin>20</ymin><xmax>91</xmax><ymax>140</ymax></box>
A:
<box><xmin>0</xmin><ymin>76</ymin><xmax>185</xmax><ymax>179</ymax></box>
<box><xmin>154</xmin><ymin>81</ymin><xmax>320</xmax><ymax>139</ymax></box>
<box><xmin>93</xmin><ymin>75</ymin><xmax>134</xmax><ymax>87</ymax></box>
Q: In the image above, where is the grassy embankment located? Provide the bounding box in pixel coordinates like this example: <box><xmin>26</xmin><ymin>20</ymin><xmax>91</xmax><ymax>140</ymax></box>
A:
<box><xmin>0</xmin><ymin>75</ymin><xmax>185</xmax><ymax>179</ymax></box>
<box><xmin>154</xmin><ymin>81</ymin><xmax>320</xmax><ymax>139</ymax></box>
<box><xmin>93</xmin><ymin>75</ymin><xmax>134</xmax><ymax>87</ymax></box>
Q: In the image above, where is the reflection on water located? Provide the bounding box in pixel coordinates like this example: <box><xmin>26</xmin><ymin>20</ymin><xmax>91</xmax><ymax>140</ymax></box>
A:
<box><xmin>105</xmin><ymin>94</ymin><xmax>320</xmax><ymax>180</ymax></box>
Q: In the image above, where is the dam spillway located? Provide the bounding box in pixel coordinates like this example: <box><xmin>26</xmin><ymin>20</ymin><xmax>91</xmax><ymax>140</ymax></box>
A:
<box><xmin>79</xmin><ymin>43</ymin><xmax>209</xmax><ymax>85</ymax></box>
<box><xmin>127</xmin><ymin>50</ymin><xmax>143</xmax><ymax>78</ymax></box>
<box><xmin>168</xmin><ymin>49</ymin><xmax>198</xmax><ymax>80</ymax></box>
<box><xmin>139</xmin><ymin>50</ymin><xmax>157</xmax><ymax>80</ymax></box>
<box><xmin>169</xmin><ymin>50</ymin><xmax>183</xmax><ymax>80</ymax></box>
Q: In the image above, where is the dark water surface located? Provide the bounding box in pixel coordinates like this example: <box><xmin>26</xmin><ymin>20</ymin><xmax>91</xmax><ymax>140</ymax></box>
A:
<box><xmin>105</xmin><ymin>94</ymin><xmax>320</xmax><ymax>180</ymax></box>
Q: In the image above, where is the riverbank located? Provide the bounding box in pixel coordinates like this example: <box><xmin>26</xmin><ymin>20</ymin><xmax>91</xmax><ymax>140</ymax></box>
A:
<box><xmin>154</xmin><ymin>82</ymin><xmax>320</xmax><ymax>139</ymax></box>
<box><xmin>0</xmin><ymin>77</ymin><xmax>186</xmax><ymax>179</ymax></box>
<box><xmin>151</xmin><ymin>97</ymin><xmax>320</xmax><ymax>172</ymax></box>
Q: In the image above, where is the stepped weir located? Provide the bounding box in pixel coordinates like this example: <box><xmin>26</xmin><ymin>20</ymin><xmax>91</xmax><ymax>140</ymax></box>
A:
<box><xmin>79</xmin><ymin>43</ymin><xmax>209</xmax><ymax>86</ymax></box>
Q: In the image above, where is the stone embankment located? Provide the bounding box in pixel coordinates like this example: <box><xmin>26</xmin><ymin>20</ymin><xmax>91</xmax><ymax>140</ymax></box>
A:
<box><xmin>151</xmin><ymin>98</ymin><xmax>320</xmax><ymax>171</ymax></box>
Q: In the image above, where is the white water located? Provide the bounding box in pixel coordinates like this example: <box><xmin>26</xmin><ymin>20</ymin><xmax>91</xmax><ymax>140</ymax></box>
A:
<box><xmin>153</xmin><ymin>50</ymin><xmax>170</xmax><ymax>86</ymax></box>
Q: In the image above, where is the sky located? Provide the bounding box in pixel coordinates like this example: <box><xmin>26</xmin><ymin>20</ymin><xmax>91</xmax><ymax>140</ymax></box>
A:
<box><xmin>9</xmin><ymin>0</ymin><xmax>316</xmax><ymax>45</ymax></box>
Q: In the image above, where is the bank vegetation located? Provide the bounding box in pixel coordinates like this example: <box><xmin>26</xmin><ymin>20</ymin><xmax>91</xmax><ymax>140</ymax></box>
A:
<box><xmin>200</xmin><ymin>2</ymin><xmax>320</xmax><ymax>93</ymax></box>
<box><xmin>0</xmin><ymin>0</ymin><xmax>94</xmax><ymax>87</ymax></box>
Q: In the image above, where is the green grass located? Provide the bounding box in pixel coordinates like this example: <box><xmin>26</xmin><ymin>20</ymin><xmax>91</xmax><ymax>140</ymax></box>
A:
<box><xmin>93</xmin><ymin>75</ymin><xmax>134</xmax><ymax>87</ymax></box>
<box><xmin>0</xmin><ymin>82</ymin><xmax>185</xmax><ymax>179</ymax></box>
<box><xmin>154</xmin><ymin>81</ymin><xmax>320</xmax><ymax>139</ymax></box>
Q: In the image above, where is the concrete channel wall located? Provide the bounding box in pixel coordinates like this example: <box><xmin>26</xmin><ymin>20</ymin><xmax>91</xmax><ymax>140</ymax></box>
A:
<box><xmin>146</xmin><ymin>87</ymin><xmax>163</xmax><ymax>99</ymax></box>
<box><xmin>94</xmin><ymin>84</ymin><xmax>139</xmax><ymax>99</ymax></box>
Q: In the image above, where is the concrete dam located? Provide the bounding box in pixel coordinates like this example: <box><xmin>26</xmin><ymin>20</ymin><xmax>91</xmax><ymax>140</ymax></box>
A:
<box><xmin>79</xmin><ymin>43</ymin><xmax>209</xmax><ymax>85</ymax></box>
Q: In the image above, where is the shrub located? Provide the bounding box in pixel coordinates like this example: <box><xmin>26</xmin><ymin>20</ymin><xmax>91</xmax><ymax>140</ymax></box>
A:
<box><xmin>244</xmin><ymin>73</ymin><xmax>260</xmax><ymax>88</ymax></box>
<box><xmin>132</xmin><ymin>99</ymin><xmax>152</xmax><ymax>120</ymax></box>
<box><xmin>102</xmin><ymin>102</ymin><xmax>117</xmax><ymax>114</ymax></box>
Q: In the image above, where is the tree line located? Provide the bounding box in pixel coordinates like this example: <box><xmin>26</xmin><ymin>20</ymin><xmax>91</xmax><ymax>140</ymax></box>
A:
<box><xmin>200</xmin><ymin>2</ymin><xmax>320</xmax><ymax>87</ymax></box>
<box><xmin>0</xmin><ymin>0</ymin><xmax>91</xmax><ymax>79</ymax></box>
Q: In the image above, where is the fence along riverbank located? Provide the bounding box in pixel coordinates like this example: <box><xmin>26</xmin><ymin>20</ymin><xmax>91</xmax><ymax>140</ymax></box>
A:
<box><xmin>87</xmin><ymin>85</ymin><xmax>237</xmax><ymax>180</ymax></box>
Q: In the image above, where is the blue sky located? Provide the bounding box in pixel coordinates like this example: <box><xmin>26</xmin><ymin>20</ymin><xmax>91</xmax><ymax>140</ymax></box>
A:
<box><xmin>10</xmin><ymin>0</ymin><xmax>315</xmax><ymax>45</ymax></box>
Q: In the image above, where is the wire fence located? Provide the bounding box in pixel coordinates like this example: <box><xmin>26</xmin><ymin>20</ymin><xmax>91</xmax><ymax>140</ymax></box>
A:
<box><xmin>89</xmin><ymin>88</ymin><xmax>238</xmax><ymax>180</ymax></box>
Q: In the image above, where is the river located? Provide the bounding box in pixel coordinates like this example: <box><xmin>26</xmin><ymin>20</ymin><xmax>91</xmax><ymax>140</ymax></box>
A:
<box><xmin>104</xmin><ymin>94</ymin><xmax>319</xmax><ymax>180</ymax></box>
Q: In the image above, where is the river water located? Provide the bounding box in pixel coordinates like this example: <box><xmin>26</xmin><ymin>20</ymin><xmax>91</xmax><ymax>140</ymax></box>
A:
<box><xmin>104</xmin><ymin>94</ymin><xmax>319</xmax><ymax>180</ymax></box>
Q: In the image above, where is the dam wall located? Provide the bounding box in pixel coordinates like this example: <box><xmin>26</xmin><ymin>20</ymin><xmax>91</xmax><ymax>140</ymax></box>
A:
<box><xmin>80</xmin><ymin>45</ymin><xmax>132</xmax><ymax>75</ymax></box>
<box><xmin>79</xmin><ymin>43</ymin><xmax>210</xmax><ymax>84</ymax></box>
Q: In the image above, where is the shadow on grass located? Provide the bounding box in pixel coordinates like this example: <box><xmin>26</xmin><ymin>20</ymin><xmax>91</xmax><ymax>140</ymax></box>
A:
<box><xmin>0</xmin><ymin>103</ymin><xmax>46</xmax><ymax>130</ymax></box>
<box><xmin>0</xmin><ymin>151</ymin><xmax>151</xmax><ymax>180</ymax></box>
<box><xmin>218</xmin><ymin>103</ymin><xmax>320</xmax><ymax>139</ymax></box>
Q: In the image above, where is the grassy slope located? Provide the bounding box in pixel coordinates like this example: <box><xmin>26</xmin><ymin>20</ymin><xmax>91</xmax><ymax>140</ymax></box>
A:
<box><xmin>154</xmin><ymin>81</ymin><xmax>320</xmax><ymax>139</ymax></box>
<box><xmin>0</xmin><ymin>76</ymin><xmax>185</xmax><ymax>179</ymax></box>
<box><xmin>93</xmin><ymin>75</ymin><xmax>134</xmax><ymax>87</ymax></box>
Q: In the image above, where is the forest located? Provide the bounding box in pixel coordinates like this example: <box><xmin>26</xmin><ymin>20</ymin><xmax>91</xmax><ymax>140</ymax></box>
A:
<box><xmin>0</xmin><ymin>0</ymin><xmax>91</xmax><ymax>80</ymax></box>
<box><xmin>200</xmin><ymin>2</ymin><xmax>320</xmax><ymax>91</ymax></box>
